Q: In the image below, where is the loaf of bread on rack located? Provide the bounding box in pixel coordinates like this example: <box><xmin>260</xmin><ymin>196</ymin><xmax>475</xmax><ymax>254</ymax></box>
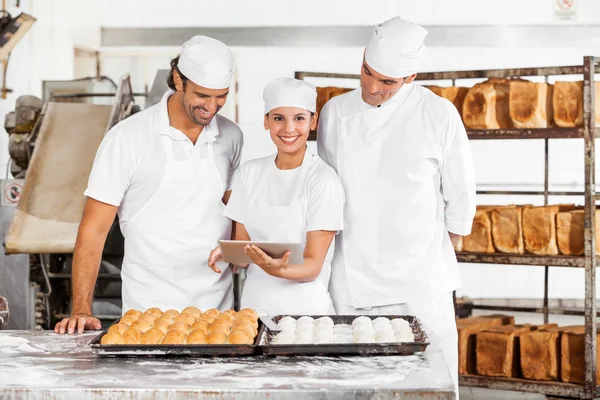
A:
<box><xmin>522</xmin><ymin>205</ymin><xmax>577</xmax><ymax>255</ymax></box>
<box><xmin>553</xmin><ymin>81</ymin><xmax>600</xmax><ymax>127</ymax></box>
<box><xmin>560</xmin><ymin>326</ymin><xmax>599</xmax><ymax>384</ymax></box>
<box><xmin>509</xmin><ymin>81</ymin><xmax>554</xmax><ymax>128</ymax></box>
<box><xmin>520</xmin><ymin>325</ymin><xmax>563</xmax><ymax>381</ymax></box>
<box><xmin>457</xmin><ymin>315</ymin><xmax>514</xmax><ymax>375</ymax></box>
<box><xmin>476</xmin><ymin>324</ymin><xmax>535</xmax><ymax>377</ymax></box>
<box><xmin>556</xmin><ymin>209</ymin><xmax>600</xmax><ymax>255</ymax></box>
<box><xmin>425</xmin><ymin>86</ymin><xmax>469</xmax><ymax>117</ymax></box>
<box><xmin>463</xmin><ymin>82</ymin><xmax>499</xmax><ymax>129</ymax></box>
<box><xmin>462</xmin><ymin>206</ymin><xmax>496</xmax><ymax>253</ymax></box>
<box><xmin>490</xmin><ymin>206</ymin><xmax>525</xmax><ymax>254</ymax></box>
<box><xmin>316</xmin><ymin>87</ymin><xmax>353</xmax><ymax>115</ymax></box>
<box><xmin>488</xmin><ymin>78</ymin><xmax>513</xmax><ymax>129</ymax></box>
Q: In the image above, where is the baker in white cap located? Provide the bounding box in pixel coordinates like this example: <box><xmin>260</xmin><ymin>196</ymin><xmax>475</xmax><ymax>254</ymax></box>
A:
<box><xmin>208</xmin><ymin>77</ymin><xmax>345</xmax><ymax>315</ymax></box>
<box><xmin>317</xmin><ymin>17</ymin><xmax>476</xmax><ymax>392</ymax></box>
<box><xmin>56</xmin><ymin>36</ymin><xmax>244</xmax><ymax>334</ymax></box>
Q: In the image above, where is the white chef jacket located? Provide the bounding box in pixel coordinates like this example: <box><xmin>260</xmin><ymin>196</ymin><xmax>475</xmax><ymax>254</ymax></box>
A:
<box><xmin>317</xmin><ymin>83</ymin><xmax>476</xmax><ymax>308</ymax></box>
<box><xmin>85</xmin><ymin>90</ymin><xmax>244</xmax><ymax>231</ymax></box>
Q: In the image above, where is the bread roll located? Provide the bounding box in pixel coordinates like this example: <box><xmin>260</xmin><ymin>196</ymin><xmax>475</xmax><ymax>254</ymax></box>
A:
<box><xmin>101</xmin><ymin>331</ymin><xmax>124</xmax><ymax>345</ymax></box>
<box><xmin>233</xmin><ymin>321</ymin><xmax>258</xmax><ymax>338</ymax></box>
<box><xmin>235</xmin><ymin>315</ymin><xmax>259</xmax><ymax>330</ymax></box>
<box><xmin>169</xmin><ymin>321</ymin><xmax>191</xmax><ymax>334</ymax></box>
<box><xmin>215</xmin><ymin>313</ymin><xmax>235</xmax><ymax>323</ymax></box>
<box><xmin>191</xmin><ymin>321</ymin><xmax>209</xmax><ymax>333</ymax></box>
<box><xmin>129</xmin><ymin>320</ymin><xmax>153</xmax><ymax>333</ymax></box>
<box><xmin>156</xmin><ymin>315</ymin><xmax>176</xmax><ymax>325</ymax></box>
<box><xmin>161</xmin><ymin>330</ymin><xmax>187</xmax><ymax>344</ymax></box>
<box><xmin>174</xmin><ymin>314</ymin><xmax>196</xmax><ymax>325</ymax></box>
<box><xmin>208</xmin><ymin>321</ymin><xmax>231</xmax><ymax>334</ymax></box>
<box><xmin>223</xmin><ymin>309</ymin><xmax>237</xmax><ymax>316</ymax></box>
<box><xmin>238</xmin><ymin>308</ymin><xmax>258</xmax><ymax>319</ymax></box>
<box><xmin>122</xmin><ymin>328</ymin><xmax>143</xmax><ymax>344</ymax></box>
<box><xmin>206</xmin><ymin>331</ymin><xmax>227</xmax><ymax>344</ymax></box>
<box><xmin>227</xmin><ymin>330</ymin><xmax>254</xmax><ymax>345</ymax></box>
<box><xmin>119</xmin><ymin>316</ymin><xmax>137</xmax><ymax>326</ymax></box>
<box><xmin>153</xmin><ymin>321</ymin><xmax>171</xmax><ymax>334</ymax></box>
<box><xmin>204</xmin><ymin>308</ymin><xmax>221</xmax><ymax>318</ymax></box>
<box><xmin>137</xmin><ymin>314</ymin><xmax>158</xmax><ymax>325</ymax></box>
<box><xmin>144</xmin><ymin>307</ymin><xmax>163</xmax><ymax>318</ymax></box>
<box><xmin>123</xmin><ymin>309</ymin><xmax>143</xmax><ymax>319</ymax></box>
<box><xmin>108</xmin><ymin>323</ymin><xmax>129</xmax><ymax>335</ymax></box>
<box><xmin>163</xmin><ymin>309</ymin><xmax>179</xmax><ymax>318</ymax></box>
<box><xmin>186</xmin><ymin>330</ymin><xmax>207</xmax><ymax>344</ymax></box>
<box><xmin>141</xmin><ymin>327</ymin><xmax>165</xmax><ymax>345</ymax></box>
<box><xmin>198</xmin><ymin>314</ymin><xmax>215</xmax><ymax>323</ymax></box>
<box><xmin>181</xmin><ymin>306</ymin><xmax>202</xmax><ymax>318</ymax></box>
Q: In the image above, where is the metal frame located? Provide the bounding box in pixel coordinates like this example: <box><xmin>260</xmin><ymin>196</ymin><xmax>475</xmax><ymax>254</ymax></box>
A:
<box><xmin>296</xmin><ymin>56</ymin><xmax>600</xmax><ymax>399</ymax></box>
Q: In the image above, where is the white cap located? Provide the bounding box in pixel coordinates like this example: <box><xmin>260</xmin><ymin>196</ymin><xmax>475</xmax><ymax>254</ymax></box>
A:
<box><xmin>177</xmin><ymin>35</ymin><xmax>234</xmax><ymax>89</ymax></box>
<box><xmin>263</xmin><ymin>77</ymin><xmax>317</xmax><ymax>114</ymax></box>
<box><xmin>365</xmin><ymin>17</ymin><xmax>428</xmax><ymax>79</ymax></box>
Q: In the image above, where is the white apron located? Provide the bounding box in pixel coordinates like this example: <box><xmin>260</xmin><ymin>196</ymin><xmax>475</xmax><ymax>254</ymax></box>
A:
<box><xmin>332</xmin><ymin>84</ymin><xmax>459</xmax><ymax>308</ymax></box>
<box><xmin>121</xmin><ymin>135</ymin><xmax>233</xmax><ymax>312</ymax></box>
<box><xmin>241</xmin><ymin>150</ymin><xmax>332</xmax><ymax>316</ymax></box>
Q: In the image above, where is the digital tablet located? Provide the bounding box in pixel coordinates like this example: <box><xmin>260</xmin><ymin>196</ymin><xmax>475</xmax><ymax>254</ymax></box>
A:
<box><xmin>218</xmin><ymin>240</ymin><xmax>304</xmax><ymax>265</ymax></box>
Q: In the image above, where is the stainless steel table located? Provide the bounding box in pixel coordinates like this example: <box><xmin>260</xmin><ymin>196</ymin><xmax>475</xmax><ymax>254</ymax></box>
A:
<box><xmin>0</xmin><ymin>330</ymin><xmax>454</xmax><ymax>399</ymax></box>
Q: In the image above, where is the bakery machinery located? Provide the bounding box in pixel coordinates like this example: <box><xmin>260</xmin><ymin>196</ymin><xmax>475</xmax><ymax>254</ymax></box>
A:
<box><xmin>0</xmin><ymin>75</ymin><xmax>137</xmax><ymax>330</ymax></box>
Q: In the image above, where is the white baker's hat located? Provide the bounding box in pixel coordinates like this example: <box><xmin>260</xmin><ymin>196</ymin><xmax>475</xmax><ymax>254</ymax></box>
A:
<box><xmin>177</xmin><ymin>35</ymin><xmax>234</xmax><ymax>89</ymax></box>
<box><xmin>263</xmin><ymin>77</ymin><xmax>317</xmax><ymax>114</ymax></box>
<box><xmin>365</xmin><ymin>17</ymin><xmax>428</xmax><ymax>78</ymax></box>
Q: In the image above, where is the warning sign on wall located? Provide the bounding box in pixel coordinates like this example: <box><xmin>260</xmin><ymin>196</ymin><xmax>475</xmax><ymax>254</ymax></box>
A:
<box><xmin>2</xmin><ymin>180</ymin><xmax>24</xmax><ymax>206</ymax></box>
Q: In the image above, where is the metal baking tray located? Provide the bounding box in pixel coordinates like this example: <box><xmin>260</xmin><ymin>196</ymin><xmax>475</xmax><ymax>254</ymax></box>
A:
<box><xmin>258</xmin><ymin>315</ymin><xmax>429</xmax><ymax>356</ymax></box>
<box><xmin>90</xmin><ymin>320</ymin><xmax>265</xmax><ymax>357</ymax></box>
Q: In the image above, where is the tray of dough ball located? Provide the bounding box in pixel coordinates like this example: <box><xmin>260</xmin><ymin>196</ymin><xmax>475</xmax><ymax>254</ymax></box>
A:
<box><xmin>90</xmin><ymin>307</ymin><xmax>264</xmax><ymax>357</ymax></box>
<box><xmin>258</xmin><ymin>315</ymin><xmax>429</xmax><ymax>356</ymax></box>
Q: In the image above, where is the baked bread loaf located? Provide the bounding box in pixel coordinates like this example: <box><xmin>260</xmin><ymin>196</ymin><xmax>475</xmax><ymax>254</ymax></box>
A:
<box><xmin>426</xmin><ymin>86</ymin><xmax>469</xmax><ymax>117</ymax></box>
<box><xmin>491</xmin><ymin>206</ymin><xmax>524</xmax><ymax>254</ymax></box>
<box><xmin>463</xmin><ymin>82</ymin><xmax>499</xmax><ymax>129</ymax></box>
<box><xmin>509</xmin><ymin>81</ymin><xmax>553</xmax><ymax>128</ymax></box>
<box><xmin>556</xmin><ymin>209</ymin><xmax>600</xmax><ymax>255</ymax></box>
<box><xmin>561</xmin><ymin>326</ymin><xmax>600</xmax><ymax>384</ymax></box>
<box><xmin>520</xmin><ymin>326</ymin><xmax>562</xmax><ymax>380</ymax></box>
<box><xmin>476</xmin><ymin>325</ymin><xmax>535</xmax><ymax>377</ymax></box>
<box><xmin>462</xmin><ymin>206</ymin><xmax>495</xmax><ymax>253</ymax></box>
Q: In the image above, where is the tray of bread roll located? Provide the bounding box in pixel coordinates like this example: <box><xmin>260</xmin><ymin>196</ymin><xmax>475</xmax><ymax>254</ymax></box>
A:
<box><xmin>258</xmin><ymin>315</ymin><xmax>429</xmax><ymax>356</ymax></box>
<box><xmin>90</xmin><ymin>306</ymin><xmax>263</xmax><ymax>357</ymax></box>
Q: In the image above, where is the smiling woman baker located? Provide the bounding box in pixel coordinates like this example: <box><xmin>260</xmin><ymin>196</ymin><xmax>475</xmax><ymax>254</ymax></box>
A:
<box><xmin>208</xmin><ymin>77</ymin><xmax>345</xmax><ymax>315</ymax></box>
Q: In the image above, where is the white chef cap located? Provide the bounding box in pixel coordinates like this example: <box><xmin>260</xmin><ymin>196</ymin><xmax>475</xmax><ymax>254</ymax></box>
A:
<box><xmin>177</xmin><ymin>35</ymin><xmax>234</xmax><ymax>89</ymax></box>
<box><xmin>263</xmin><ymin>77</ymin><xmax>317</xmax><ymax>114</ymax></box>
<box><xmin>365</xmin><ymin>17</ymin><xmax>428</xmax><ymax>79</ymax></box>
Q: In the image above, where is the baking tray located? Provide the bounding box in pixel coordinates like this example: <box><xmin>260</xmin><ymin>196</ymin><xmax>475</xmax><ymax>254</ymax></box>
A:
<box><xmin>258</xmin><ymin>315</ymin><xmax>429</xmax><ymax>356</ymax></box>
<box><xmin>90</xmin><ymin>319</ymin><xmax>265</xmax><ymax>357</ymax></box>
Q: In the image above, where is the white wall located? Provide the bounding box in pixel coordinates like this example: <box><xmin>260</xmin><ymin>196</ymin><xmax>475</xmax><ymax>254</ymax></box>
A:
<box><xmin>6</xmin><ymin>0</ymin><xmax>600</xmax><ymax>301</ymax></box>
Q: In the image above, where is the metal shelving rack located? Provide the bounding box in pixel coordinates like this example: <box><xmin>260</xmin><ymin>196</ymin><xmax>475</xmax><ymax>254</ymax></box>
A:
<box><xmin>296</xmin><ymin>55</ymin><xmax>599</xmax><ymax>399</ymax></box>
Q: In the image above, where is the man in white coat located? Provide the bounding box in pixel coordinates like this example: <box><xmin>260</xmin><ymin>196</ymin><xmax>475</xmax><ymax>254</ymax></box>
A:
<box><xmin>55</xmin><ymin>36</ymin><xmax>244</xmax><ymax>334</ymax></box>
<box><xmin>317</xmin><ymin>17</ymin><xmax>476</xmax><ymax>394</ymax></box>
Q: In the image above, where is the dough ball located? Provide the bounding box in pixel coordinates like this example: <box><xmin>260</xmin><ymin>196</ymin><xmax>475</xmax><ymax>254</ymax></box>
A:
<box><xmin>169</xmin><ymin>321</ymin><xmax>191</xmax><ymax>334</ymax></box>
<box><xmin>186</xmin><ymin>330</ymin><xmax>207</xmax><ymax>344</ymax></box>
<box><xmin>352</xmin><ymin>324</ymin><xmax>374</xmax><ymax>336</ymax></box>
<box><xmin>313</xmin><ymin>332</ymin><xmax>334</xmax><ymax>344</ymax></box>
<box><xmin>372</xmin><ymin>317</ymin><xmax>391</xmax><ymax>331</ymax></box>
<box><xmin>333</xmin><ymin>324</ymin><xmax>352</xmax><ymax>335</ymax></box>
<box><xmin>351</xmin><ymin>316</ymin><xmax>372</xmax><ymax>328</ymax></box>
<box><xmin>141</xmin><ymin>327</ymin><xmax>165</xmax><ymax>344</ymax></box>
<box><xmin>395</xmin><ymin>331</ymin><xmax>415</xmax><ymax>342</ymax></box>
<box><xmin>277</xmin><ymin>316</ymin><xmax>297</xmax><ymax>332</ymax></box>
<box><xmin>333</xmin><ymin>335</ymin><xmax>353</xmax><ymax>344</ymax></box>
<box><xmin>232</xmin><ymin>322</ymin><xmax>256</xmax><ymax>340</ymax></box>
<box><xmin>161</xmin><ymin>330</ymin><xmax>186</xmax><ymax>344</ymax></box>
<box><xmin>118</xmin><ymin>316</ymin><xmax>137</xmax><ymax>326</ymax></box>
<box><xmin>163</xmin><ymin>309</ymin><xmax>180</xmax><ymax>318</ymax></box>
<box><xmin>174</xmin><ymin>314</ymin><xmax>196</xmax><ymax>325</ymax></box>
<box><xmin>101</xmin><ymin>331</ymin><xmax>123</xmax><ymax>345</ymax></box>
<box><xmin>237</xmin><ymin>308</ymin><xmax>258</xmax><ymax>319</ymax></box>
<box><xmin>144</xmin><ymin>307</ymin><xmax>163</xmax><ymax>318</ymax></box>
<box><xmin>191</xmin><ymin>321</ymin><xmax>209</xmax><ymax>333</ymax></box>
<box><xmin>108</xmin><ymin>323</ymin><xmax>129</xmax><ymax>335</ymax></box>
<box><xmin>314</xmin><ymin>317</ymin><xmax>334</xmax><ymax>329</ymax></box>
<box><xmin>203</xmin><ymin>308</ymin><xmax>221</xmax><ymax>318</ymax></box>
<box><xmin>235</xmin><ymin>315</ymin><xmax>258</xmax><ymax>330</ymax></box>
<box><xmin>374</xmin><ymin>330</ymin><xmax>396</xmax><ymax>343</ymax></box>
<box><xmin>123</xmin><ymin>309</ymin><xmax>143</xmax><ymax>319</ymax></box>
<box><xmin>391</xmin><ymin>318</ymin><xmax>411</xmax><ymax>331</ymax></box>
<box><xmin>153</xmin><ymin>321</ymin><xmax>171</xmax><ymax>334</ymax></box>
<box><xmin>206</xmin><ymin>331</ymin><xmax>227</xmax><ymax>344</ymax></box>
<box><xmin>296</xmin><ymin>316</ymin><xmax>314</xmax><ymax>327</ymax></box>
<box><xmin>271</xmin><ymin>332</ymin><xmax>295</xmax><ymax>345</ymax></box>
<box><xmin>294</xmin><ymin>333</ymin><xmax>313</xmax><ymax>344</ymax></box>
<box><xmin>227</xmin><ymin>330</ymin><xmax>253</xmax><ymax>345</ymax></box>
<box><xmin>353</xmin><ymin>332</ymin><xmax>375</xmax><ymax>343</ymax></box>
<box><xmin>122</xmin><ymin>328</ymin><xmax>143</xmax><ymax>344</ymax></box>
<box><xmin>295</xmin><ymin>325</ymin><xmax>314</xmax><ymax>337</ymax></box>
<box><xmin>181</xmin><ymin>306</ymin><xmax>202</xmax><ymax>318</ymax></box>
<box><xmin>129</xmin><ymin>320</ymin><xmax>152</xmax><ymax>333</ymax></box>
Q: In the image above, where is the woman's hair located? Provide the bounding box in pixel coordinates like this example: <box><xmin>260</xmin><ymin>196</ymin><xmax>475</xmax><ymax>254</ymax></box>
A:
<box><xmin>166</xmin><ymin>56</ymin><xmax>189</xmax><ymax>90</ymax></box>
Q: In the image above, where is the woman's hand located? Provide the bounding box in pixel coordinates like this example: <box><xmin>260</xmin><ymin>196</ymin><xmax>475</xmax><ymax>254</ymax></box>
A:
<box><xmin>244</xmin><ymin>245</ymin><xmax>290</xmax><ymax>275</ymax></box>
<box><xmin>208</xmin><ymin>246</ymin><xmax>224</xmax><ymax>273</ymax></box>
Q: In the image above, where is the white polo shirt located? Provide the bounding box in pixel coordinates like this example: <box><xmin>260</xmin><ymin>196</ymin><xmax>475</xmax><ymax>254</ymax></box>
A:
<box><xmin>84</xmin><ymin>90</ymin><xmax>244</xmax><ymax>230</ymax></box>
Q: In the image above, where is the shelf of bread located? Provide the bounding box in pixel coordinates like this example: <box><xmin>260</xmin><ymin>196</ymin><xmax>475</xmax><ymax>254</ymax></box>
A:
<box><xmin>457</xmin><ymin>315</ymin><xmax>600</xmax><ymax>398</ymax></box>
<box><xmin>455</xmin><ymin>204</ymin><xmax>600</xmax><ymax>266</ymax></box>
